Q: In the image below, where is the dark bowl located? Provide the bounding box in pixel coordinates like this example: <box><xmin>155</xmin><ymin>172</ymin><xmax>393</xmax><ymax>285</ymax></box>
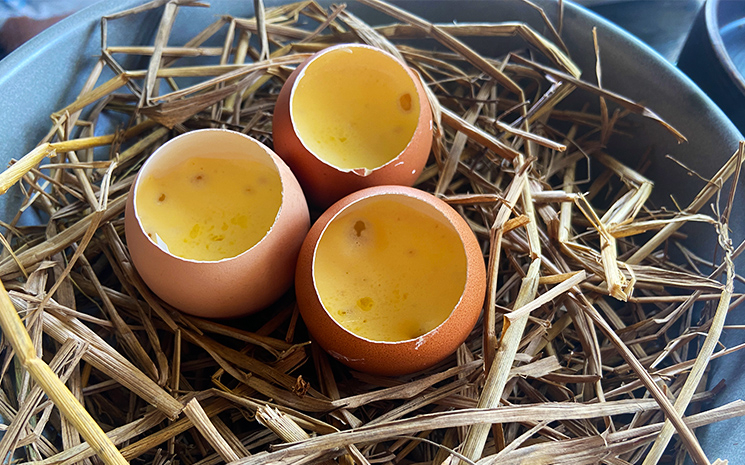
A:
<box><xmin>679</xmin><ymin>0</ymin><xmax>745</xmax><ymax>130</ymax></box>
<box><xmin>0</xmin><ymin>0</ymin><xmax>743</xmax><ymax>461</ymax></box>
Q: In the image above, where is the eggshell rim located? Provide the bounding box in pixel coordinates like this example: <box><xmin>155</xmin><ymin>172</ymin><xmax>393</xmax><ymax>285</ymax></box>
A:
<box><xmin>309</xmin><ymin>189</ymin><xmax>472</xmax><ymax>345</ymax></box>
<box><xmin>131</xmin><ymin>128</ymin><xmax>288</xmax><ymax>264</ymax></box>
<box><xmin>288</xmin><ymin>43</ymin><xmax>427</xmax><ymax>176</ymax></box>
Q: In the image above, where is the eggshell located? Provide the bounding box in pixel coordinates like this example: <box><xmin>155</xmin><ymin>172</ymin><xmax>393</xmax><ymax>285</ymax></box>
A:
<box><xmin>124</xmin><ymin>129</ymin><xmax>310</xmax><ymax>318</ymax></box>
<box><xmin>295</xmin><ymin>185</ymin><xmax>486</xmax><ymax>376</ymax></box>
<box><xmin>273</xmin><ymin>44</ymin><xmax>433</xmax><ymax>208</ymax></box>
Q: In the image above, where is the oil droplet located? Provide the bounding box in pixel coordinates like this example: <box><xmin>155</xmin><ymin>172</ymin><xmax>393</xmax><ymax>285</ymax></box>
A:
<box><xmin>399</xmin><ymin>93</ymin><xmax>412</xmax><ymax>112</ymax></box>
<box><xmin>189</xmin><ymin>224</ymin><xmax>200</xmax><ymax>239</ymax></box>
<box><xmin>357</xmin><ymin>297</ymin><xmax>374</xmax><ymax>311</ymax></box>
<box><xmin>230</xmin><ymin>214</ymin><xmax>248</xmax><ymax>228</ymax></box>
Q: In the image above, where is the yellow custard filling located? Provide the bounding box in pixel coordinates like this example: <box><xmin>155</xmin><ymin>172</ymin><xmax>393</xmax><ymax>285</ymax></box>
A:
<box><xmin>313</xmin><ymin>196</ymin><xmax>467</xmax><ymax>342</ymax></box>
<box><xmin>136</xmin><ymin>154</ymin><xmax>282</xmax><ymax>261</ymax></box>
<box><xmin>291</xmin><ymin>46</ymin><xmax>420</xmax><ymax>171</ymax></box>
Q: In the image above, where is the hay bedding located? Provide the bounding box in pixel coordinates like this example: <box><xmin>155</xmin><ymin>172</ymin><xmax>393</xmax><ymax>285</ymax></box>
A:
<box><xmin>0</xmin><ymin>1</ymin><xmax>742</xmax><ymax>464</ymax></box>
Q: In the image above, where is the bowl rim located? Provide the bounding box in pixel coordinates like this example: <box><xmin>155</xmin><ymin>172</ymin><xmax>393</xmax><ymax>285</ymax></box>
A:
<box><xmin>0</xmin><ymin>0</ymin><xmax>146</xmax><ymax>89</ymax></box>
<box><xmin>704</xmin><ymin>0</ymin><xmax>745</xmax><ymax>98</ymax></box>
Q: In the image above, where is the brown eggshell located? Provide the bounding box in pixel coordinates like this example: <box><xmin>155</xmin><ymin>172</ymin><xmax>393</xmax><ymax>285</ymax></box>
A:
<box><xmin>124</xmin><ymin>129</ymin><xmax>310</xmax><ymax>319</ymax></box>
<box><xmin>273</xmin><ymin>44</ymin><xmax>433</xmax><ymax>208</ymax></box>
<box><xmin>295</xmin><ymin>185</ymin><xmax>486</xmax><ymax>376</ymax></box>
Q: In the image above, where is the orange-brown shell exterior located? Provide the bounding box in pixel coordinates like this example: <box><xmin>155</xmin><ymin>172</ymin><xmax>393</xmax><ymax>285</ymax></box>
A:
<box><xmin>295</xmin><ymin>185</ymin><xmax>486</xmax><ymax>376</ymax></box>
<box><xmin>272</xmin><ymin>44</ymin><xmax>433</xmax><ymax>208</ymax></box>
<box><xmin>124</xmin><ymin>131</ymin><xmax>310</xmax><ymax>319</ymax></box>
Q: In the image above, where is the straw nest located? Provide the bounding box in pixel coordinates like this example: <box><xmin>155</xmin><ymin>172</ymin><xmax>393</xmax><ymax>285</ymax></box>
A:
<box><xmin>0</xmin><ymin>1</ymin><xmax>742</xmax><ymax>464</ymax></box>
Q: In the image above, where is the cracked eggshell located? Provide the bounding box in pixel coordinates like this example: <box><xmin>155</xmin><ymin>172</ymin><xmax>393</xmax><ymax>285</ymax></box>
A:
<box><xmin>295</xmin><ymin>185</ymin><xmax>486</xmax><ymax>376</ymax></box>
<box><xmin>124</xmin><ymin>129</ymin><xmax>310</xmax><ymax>319</ymax></box>
<box><xmin>273</xmin><ymin>44</ymin><xmax>433</xmax><ymax>208</ymax></box>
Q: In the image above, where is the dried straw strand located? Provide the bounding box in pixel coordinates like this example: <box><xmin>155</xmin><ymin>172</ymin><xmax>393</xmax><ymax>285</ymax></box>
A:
<box><xmin>0</xmin><ymin>2</ymin><xmax>741</xmax><ymax>464</ymax></box>
<box><xmin>0</xmin><ymin>282</ymin><xmax>127</xmax><ymax>465</ymax></box>
<box><xmin>460</xmin><ymin>259</ymin><xmax>541</xmax><ymax>461</ymax></box>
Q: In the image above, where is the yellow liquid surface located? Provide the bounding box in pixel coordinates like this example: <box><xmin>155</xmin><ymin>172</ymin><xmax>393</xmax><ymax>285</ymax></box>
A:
<box><xmin>291</xmin><ymin>46</ymin><xmax>420</xmax><ymax>171</ymax></box>
<box><xmin>136</xmin><ymin>155</ymin><xmax>282</xmax><ymax>261</ymax></box>
<box><xmin>314</xmin><ymin>197</ymin><xmax>468</xmax><ymax>342</ymax></box>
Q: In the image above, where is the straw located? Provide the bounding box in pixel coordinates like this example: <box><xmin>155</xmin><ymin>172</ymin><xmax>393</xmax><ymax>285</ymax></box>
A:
<box><xmin>0</xmin><ymin>1</ymin><xmax>741</xmax><ymax>464</ymax></box>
